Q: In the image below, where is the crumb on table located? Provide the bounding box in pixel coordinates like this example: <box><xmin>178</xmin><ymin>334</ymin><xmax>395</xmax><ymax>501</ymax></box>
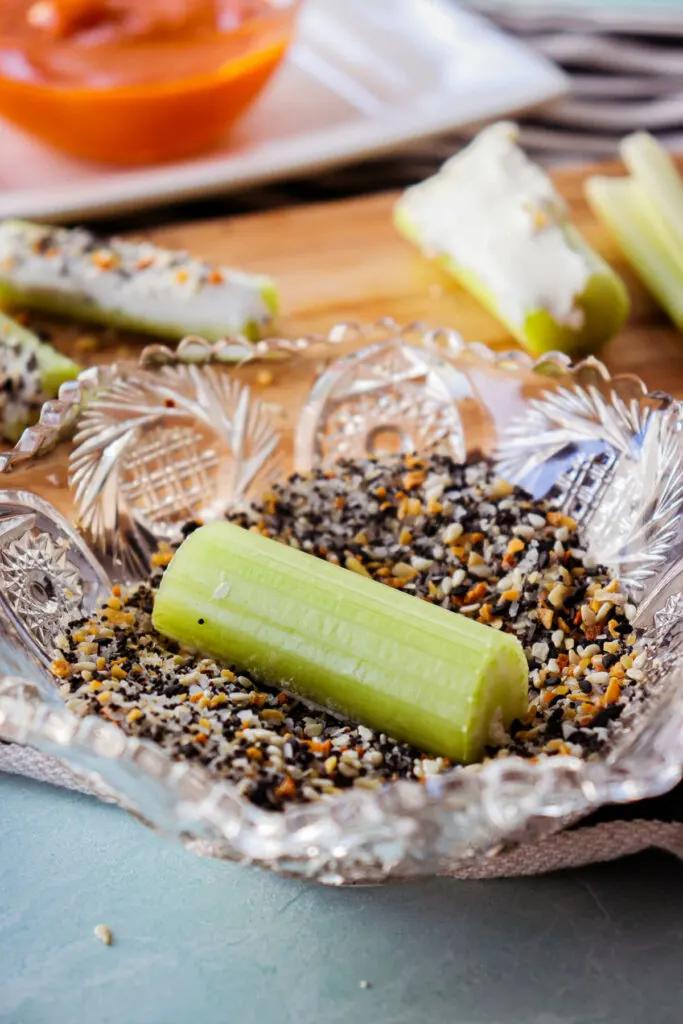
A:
<box><xmin>93</xmin><ymin>924</ymin><xmax>113</xmax><ymax>946</ymax></box>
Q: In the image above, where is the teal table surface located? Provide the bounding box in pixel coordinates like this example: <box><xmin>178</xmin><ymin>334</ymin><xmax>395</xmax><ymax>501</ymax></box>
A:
<box><xmin>2</xmin><ymin>774</ymin><xmax>683</xmax><ymax>1024</ymax></box>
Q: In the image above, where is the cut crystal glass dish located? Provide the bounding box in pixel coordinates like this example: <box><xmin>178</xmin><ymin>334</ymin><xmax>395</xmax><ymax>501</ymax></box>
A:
<box><xmin>1</xmin><ymin>321</ymin><xmax>682</xmax><ymax>886</ymax></box>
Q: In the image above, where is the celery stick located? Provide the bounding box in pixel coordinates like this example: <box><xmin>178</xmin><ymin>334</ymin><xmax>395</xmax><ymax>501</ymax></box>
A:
<box><xmin>621</xmin><ymin>132</ymin><xmax>683</xmax><ymax>255</ymax></box>
<box><xmin>586</xmin><ymin>176</ymin><xmax>683</xmax><ymax>329</ymax></box>
<box><xmin>0</xmin><ymin>220</ymin><xmax>277</xmax><ymax>343</ymax></box>
<box><xmin>621</xmin><ymin>133</ymin><xmax>683</xmax><ymax>280</ymax></box>
<box><xmin>587</xmin><ymin>133</ymin><xmax>683</xmax><ymax>329</ymax></box>
<box><xmin>152</xmin><ymin>522</ymin><xmax>529</xmax><ymax>764</ymax></box>
<box><xmin>0</xmin><ymin>310</ymin><xmax>80</xmax><ymax>440</ymax></box>
<box><xmin>396</xmin><ymin>205</ymin><xmax>628</xmax><ymax>358</ymax></box>
<box><xmin>394</xmin><ymin>123</ymin><xmax>629</xmax><ymax>358</ymax></box>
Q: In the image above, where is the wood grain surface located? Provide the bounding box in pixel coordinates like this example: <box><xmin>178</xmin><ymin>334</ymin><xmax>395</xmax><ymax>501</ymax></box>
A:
<box><xmin>139</xmin><ymin>158</ymin><xmax>683</xmax><ymax>398</ymax></box>
<box><xmin>40</xmin><ymin>156</ymin><xmax>683</xmax><ymax>399</ymax></box>
<box><xmin>9</xmin><ymin>154</ymin><xmax>679</xmax><ymax>505</ymax></box>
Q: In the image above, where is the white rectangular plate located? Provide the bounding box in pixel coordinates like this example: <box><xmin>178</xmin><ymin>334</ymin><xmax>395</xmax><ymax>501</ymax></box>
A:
<box><xmin>0</xmin><ymin>0</ymin><xmax>567</xmax><ymax>222</ymax></box>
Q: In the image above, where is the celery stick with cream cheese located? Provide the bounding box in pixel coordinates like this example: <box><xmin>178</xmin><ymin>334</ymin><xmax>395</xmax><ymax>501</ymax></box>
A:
<box><xmin>395</xmin><ymin>122</ymin><xmax>628</xmax><ymax>357</ymax></box>
<box><xmin>0</xmin><ymin>220</ymin><xmax>277</xmax><ymax>343</ymax></box>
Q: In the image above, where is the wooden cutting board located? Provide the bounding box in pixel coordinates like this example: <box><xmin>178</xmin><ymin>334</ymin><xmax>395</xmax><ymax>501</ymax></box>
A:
<box><xmin>142</xmin><ymin>157</ymin><xmax>683</xmax><ymax>399</ymax></box>
<box><xmin>45</xmin><ymin>157</ymin><xmax>683</xmax><ymax>400</ymax></box>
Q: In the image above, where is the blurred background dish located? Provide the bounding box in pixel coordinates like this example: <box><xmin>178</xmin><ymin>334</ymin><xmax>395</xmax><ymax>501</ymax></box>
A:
<box><xmin>0</xmin><ymin>0</ymin><xmax>300</xmax><ymax>165</ymax></box>
<box><xmin>0</xmin><ymin>0</ymin><xmax>566</xmax><ymax>221</ymax></box>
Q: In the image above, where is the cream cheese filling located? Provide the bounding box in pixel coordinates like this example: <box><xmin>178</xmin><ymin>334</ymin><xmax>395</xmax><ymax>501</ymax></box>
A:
<box><xmin>0</xmin><ymin>222</ymin><xmax>273</xmax><ymax>333</ymax></box>
<box><xmin>398</xmin><ymin>122</ymin><xmax>590</xmax><ymax>329</ymax></box>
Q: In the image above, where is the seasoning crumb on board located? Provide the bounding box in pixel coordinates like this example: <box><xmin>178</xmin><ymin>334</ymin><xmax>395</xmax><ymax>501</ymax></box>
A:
<box><xmin>93</xmin><ymin>924</ymin><xmax>113</xmax><ymax>946</ymax></box>
<box><xmin>52</xmin><ymin>455</ymin><xmax>647</xmax><ymax>811</ymax></box>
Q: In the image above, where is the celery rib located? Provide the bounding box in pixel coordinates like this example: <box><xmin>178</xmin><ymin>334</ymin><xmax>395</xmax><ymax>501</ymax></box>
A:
<box><xmin>152</xmin><ymin>522</ymin><xmax>529</xmax><ymax>764</ymax></box>
<box><xmin>586</xmin><ymin>132</ymin><xmax>683</xmax><ymax>330</ymax></box>
<box><xmin>586</xmin><ymin>175</ymin><xmax>683</xmax><ymax>329</ymax></box>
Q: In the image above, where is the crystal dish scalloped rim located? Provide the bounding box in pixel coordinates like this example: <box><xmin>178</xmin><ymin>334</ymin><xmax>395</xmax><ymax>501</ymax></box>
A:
<box><xmin>1</xmin><ymin>322</ymin><xmax>683</xmax><ymax>885</ymax></box>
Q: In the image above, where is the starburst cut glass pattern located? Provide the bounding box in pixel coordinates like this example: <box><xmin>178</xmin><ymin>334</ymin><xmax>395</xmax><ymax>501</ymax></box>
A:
<box><xmin>0</xmin><ymin>491</ymin><xmax>110</xmax><ymax>675</ymax></box>
<box><xmin>294</xmin><ymin>339</ymin><xmax>477</xmax><ymax>471</ymax></box>
<box><xmin>1</xmin><ymin>533</ymin><xmax>82</xmax><ymax>644</ymax></box>
<box><xmin>496</xmin><ymin>359</ymin><xmax>683</xmax><ymax>612</ymax></box>
<box><xmin>69</xmin><ymin>365</ymin><xmax>282</xmax><ymax>580</ymax></box>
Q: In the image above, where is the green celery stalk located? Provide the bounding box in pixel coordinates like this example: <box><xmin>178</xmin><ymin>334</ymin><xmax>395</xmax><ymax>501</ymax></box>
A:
<box><xmin>395</xmin><ymin>204</ymin><xmax>628</xmax><ymax>358</ymax></box>
<box><xmin>586</xmin><ymin>132</ymin><xmax>683</xmax><ymax>330</ymax></box>
<box><xmin>393</xmin><ymin>122</ymin><xmax>629</xmax><ymax>358</ymax></box>
<box><xmin>621</xmin><ymin>132</ymin><xmax>683</xmax><ymax>261</ymax></box>
<box><xmin>586</xmin><ymin>175</ymin><xmax>683</xmax><ymax>329</ymax></box>
<box><xmin>152</xmin><ymin>522</ymin><xmax>529</xmax><ymax>764</ymax></box>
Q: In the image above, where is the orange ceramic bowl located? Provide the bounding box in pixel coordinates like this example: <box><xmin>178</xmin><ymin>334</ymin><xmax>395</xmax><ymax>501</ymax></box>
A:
<box><xmin>0</xmin><ymin>1</ymin><xmax>300</xmax><ymax>165</ymax></box>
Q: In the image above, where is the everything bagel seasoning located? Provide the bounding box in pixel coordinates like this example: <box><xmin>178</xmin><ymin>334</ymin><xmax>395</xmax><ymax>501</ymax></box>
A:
<box><xmin>52</xmin><ymin>455</ymin><xmax>645</xmax><ymax>810</ymax></box>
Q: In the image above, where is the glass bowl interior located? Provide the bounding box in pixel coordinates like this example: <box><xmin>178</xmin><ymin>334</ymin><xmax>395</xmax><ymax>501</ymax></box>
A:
<box><xmin>1</xmin><ymin>322</ymin><xmax>682</xmax><ymax>885</ymax></box>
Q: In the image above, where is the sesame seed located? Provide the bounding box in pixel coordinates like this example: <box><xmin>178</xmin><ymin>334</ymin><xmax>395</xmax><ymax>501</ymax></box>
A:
<box><xmin>548</xmin><ymin>584</ymin><xmax>567</xmax><ymax>609</ymax></box>
<box><xmin>586</xmin><ymin>672</ymin><xmax>610</xmax><ymax>686</ymax></box>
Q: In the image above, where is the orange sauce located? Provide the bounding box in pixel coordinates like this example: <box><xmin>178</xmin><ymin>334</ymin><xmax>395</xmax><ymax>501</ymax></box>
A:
<box><xmin>0</xmin><ymin>1</ymin><xmax>298</xmax><ymax>164</ymax></box>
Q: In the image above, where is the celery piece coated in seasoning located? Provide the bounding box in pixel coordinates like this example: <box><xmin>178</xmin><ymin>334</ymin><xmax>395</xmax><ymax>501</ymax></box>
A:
<box><xmin>0</xmin><ymin>310</ymin><xmax>80</xmax><ymax>440</ymax></box>
<box><xmin>152</xmin><ymin>522</ymin><xmax>529</xmax><ymax>764</ymax></box>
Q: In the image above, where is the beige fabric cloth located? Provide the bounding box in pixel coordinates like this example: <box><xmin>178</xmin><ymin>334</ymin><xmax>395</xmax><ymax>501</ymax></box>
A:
<box><xmin>0</xmin><ymin>741</ymin><xmax>99</xmax><ymax>796</ymax></box>
<box><xmin>451</xmin><ymin>820</ymin><xmax>683</xmax><ymax>879</ymax></box>
<box><xmin>3</xmin><ymin>739</ymin><xmax>682</xmax><ymax>877</ymax></box>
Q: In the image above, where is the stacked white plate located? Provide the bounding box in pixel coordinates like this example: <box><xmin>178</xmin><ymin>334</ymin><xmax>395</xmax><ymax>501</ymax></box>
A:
<box><xmin>0</xmin><ymin>0</ymin><xmax>567</xmax><ymax>221</ymax></box>
<box><xmin>468</xmin><ymin>0</ymin><xmax>683</xmax><ymax>159</ymax></box>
